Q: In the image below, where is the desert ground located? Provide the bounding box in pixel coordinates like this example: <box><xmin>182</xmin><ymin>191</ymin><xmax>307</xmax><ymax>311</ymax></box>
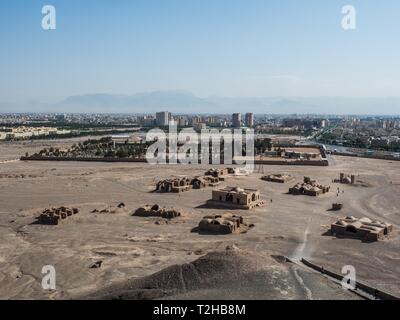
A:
<box><xmin>0</xmin><ymin>140</ymin><xmax>399</xmax><ymax>299</ymax></box>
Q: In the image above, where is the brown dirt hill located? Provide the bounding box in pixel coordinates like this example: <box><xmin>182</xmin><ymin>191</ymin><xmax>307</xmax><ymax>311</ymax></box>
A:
<box><xmin>84</xmin><ymin>246</ymin><xmax>360</xmax><ymax>300</ymax></box>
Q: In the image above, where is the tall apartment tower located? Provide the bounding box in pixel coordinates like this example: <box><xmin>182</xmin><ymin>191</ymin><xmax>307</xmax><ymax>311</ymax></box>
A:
<box><xmin>245</xmin><ymin>113</ymin><xmax>254</xmax><ymax>128</ymax></box>
<box><xmin>156</xmin><ymin>111</ymin><xmax>170</xmax><ymax>126</ymax></box>
<box><xmin>232</xmin><ymin>113</ymin><xmax>242</xmax><ymax>128</ymax></box>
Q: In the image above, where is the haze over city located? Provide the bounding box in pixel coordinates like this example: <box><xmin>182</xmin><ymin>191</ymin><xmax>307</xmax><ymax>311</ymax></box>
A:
<box><xmin>1</xmin><ymin>0</ymin><xmax>400</xmax><ymax>114</ymax></box>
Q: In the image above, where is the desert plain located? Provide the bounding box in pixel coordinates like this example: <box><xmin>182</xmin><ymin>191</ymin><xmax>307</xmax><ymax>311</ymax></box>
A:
<box><xmin>0</xmin><ymin>140</ymin><xmax>399</xmax><ymax>299</ymax></box>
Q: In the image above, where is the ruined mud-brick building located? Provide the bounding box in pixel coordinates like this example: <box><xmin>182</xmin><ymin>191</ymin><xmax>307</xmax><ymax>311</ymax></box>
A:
<box><xmin>192</xmin><ymin>176</ymin><xmax>221</xmax><ymax>189</ymax></box>
<box><xmin>336</xmin><ymin>173</ymin><xmax>356</xmax><ymax>185</ymax></box>
<box><xmin>262</xmin><ymin>174</ymin><xmax>293</xmax><ymax>183</ymax></box>
<box><xmin>207</xmin><ymin>187</ymin><xmax>265</xmax><ymax>210</ymax></box>
<box><xmin>204</xmin><ymin>167</ymin><xmax>236</xmax><ymax>179</ymax></box>
<box><xmin>205</xmin><ymin>168</ymin><xmax>229</xmax><ymax>178</ymax></box>
<box><xmin>289</xmin><ymin>176</ymin><xmax>330</xmax><ymax>196</ymax></box>
<box><xmin>198</xmin><ymin>213</ymin><xmax>248</xmax><ymax>234</ymax></box>
<box><xmin>331</xmin><ymin>216</ymin><xmax>393</xmax><ymax>242</ymax></box>
<box><xmin>156</xmin><ymin>175</ymin><xmax>220</xmax><ymax>193</ymax></box>
<box><xmin>156</xmin><ymin>177</ymin><xmax>192</xmax><ymax>193</ymax></box>
<box><xmin>38</xmin><ymin>206</ymin><xmax>79</xmax><ymax>225</ymax></box>
<box><xmin>133</xmin><ymin>204</ymin><xmax>181</xmax><ymax>219</ymax></box>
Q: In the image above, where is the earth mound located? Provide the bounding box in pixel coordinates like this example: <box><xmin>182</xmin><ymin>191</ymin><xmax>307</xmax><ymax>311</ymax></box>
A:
<box><xmin>84</xmin><ymin>246</ymin><xmax>359</xmax><ymax>300</ymax></box>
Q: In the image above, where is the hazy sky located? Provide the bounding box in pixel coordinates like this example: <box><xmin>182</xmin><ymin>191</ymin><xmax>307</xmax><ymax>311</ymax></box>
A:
<box><xmin>0</xmin><ymin>0</ymin><xmax>399</xmax><ymax>104</ymax></box>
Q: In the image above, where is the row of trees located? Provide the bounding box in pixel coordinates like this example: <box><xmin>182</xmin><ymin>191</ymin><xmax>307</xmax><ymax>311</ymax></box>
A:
<box><xmin>30</xmin><ymin>136</ymin><xmax>277</xmax><ymax>160</ymax></box>
<box><xmin>32</xmin><ymin>137</ymin><xmax>150</xmax><ymax>159</ymax></box>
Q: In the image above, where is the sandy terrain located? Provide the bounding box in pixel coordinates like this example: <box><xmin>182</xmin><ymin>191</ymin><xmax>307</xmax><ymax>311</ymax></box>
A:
<box><xmin>0</xmin><ymin>152</ymin><xmax>399</xmax><ymax>299</ymax></box>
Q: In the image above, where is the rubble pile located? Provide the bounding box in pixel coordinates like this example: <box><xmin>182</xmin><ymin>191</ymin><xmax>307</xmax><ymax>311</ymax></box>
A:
<box><xmin>91</xmin><ymin>202</ymin><xmax>127</xmax><ymax>214</ymax></box>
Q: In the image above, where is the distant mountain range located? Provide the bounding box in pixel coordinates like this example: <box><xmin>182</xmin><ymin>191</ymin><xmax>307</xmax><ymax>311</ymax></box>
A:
<box><xmin>2</xmin><ymin>91</ymin><xmax>400</xmax><ymax>115</ymax></box>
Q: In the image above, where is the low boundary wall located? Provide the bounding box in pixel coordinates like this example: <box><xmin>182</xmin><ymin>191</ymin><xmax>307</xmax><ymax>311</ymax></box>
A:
<box><xmin>330</xmin><ymin>151</ymin><xmax>400</xmax><ymax>162</ymax></box>
<box><xmin>255</xmin><ymin>159</ymin><xmax>328</xmax><ymax>166</ymax></box>
<box><xmin>301</xmin><ymin>258</ymin><xmax>400</xmax><ymax>300</ymax></box>
<box><xmin>21</xmin><ymin>156</ymin><xmax>329</xmax><ymax>166</ymax></box>
<box><xmin>20</xmin><ymin>156</ymin><xmax>147</xmax><ymax>163</ymax></box>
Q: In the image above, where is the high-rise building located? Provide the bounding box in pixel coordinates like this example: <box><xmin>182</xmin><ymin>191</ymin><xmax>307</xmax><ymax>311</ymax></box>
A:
<box><xmin>138</xmin><ymin>115</ymin><xmax>156</xmax><ymax>126</ymax></box>
<box><xmin>176</xmin><ymin>116</ymin><xmax>188</xmax><ymax>127</ymax></box>
<box><xmin>156</xmin><ymin>111</ymin><xmax>170</xmax><ymax>126</ymax></box>
<box><xmin>190</xmin><ymin>116</ymin><xmax>202</xmax><ymax>126</ymax></box>
<box><xmin>245</xmin><ymin>113</ymin><xmax>254</xmax><ymax>128</ymax></box>
<box><xmin>206</xmin><ymin>116</ymin><xmax>217</xmax><ymax>125</ymax></box>
<box><xmin>232</xmin><ymin>113</ymin><xmax>241</xmax><ymax>128</ymax></box>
